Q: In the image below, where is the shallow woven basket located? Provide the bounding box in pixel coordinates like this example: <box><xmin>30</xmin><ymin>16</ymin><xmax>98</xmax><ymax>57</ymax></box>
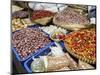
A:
<box><xmin>64</xmin><ymin>41</ymin><xmax>96</xmax><ymax>64</ymax></box>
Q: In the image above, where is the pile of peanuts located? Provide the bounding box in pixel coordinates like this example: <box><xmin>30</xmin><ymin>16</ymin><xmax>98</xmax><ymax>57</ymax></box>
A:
<box><xmin>12</xmin><ymin>18</ymin><xmax>32</xmax><ymax>32</ymax></box>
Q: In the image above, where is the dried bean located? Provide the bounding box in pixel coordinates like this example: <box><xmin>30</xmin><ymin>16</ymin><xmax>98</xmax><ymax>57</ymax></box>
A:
<box><xmin>12</xmin><ymin>28</ymin><xmax>50</xmax><ymax>59</ymax></box>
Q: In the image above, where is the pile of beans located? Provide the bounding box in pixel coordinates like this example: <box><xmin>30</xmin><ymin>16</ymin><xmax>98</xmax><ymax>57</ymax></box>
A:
<box><xmin>55</xmin><ymin>8</ymin><xmax>89</xmax><ymax>25</ymax></box>
<box><xmin>31</xmin><ymin>10</ymin><xmax>54</xmax><ymax>20</ymax></box>
<box><xmin>12</xmin><ymin>28</ymin><xmax>51</xmax><ymax>60</ymax></box>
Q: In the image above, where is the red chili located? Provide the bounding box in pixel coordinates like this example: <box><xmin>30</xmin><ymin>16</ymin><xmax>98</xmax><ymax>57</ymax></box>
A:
<box><xmin>32</xmin><ymin>10</ymin><xmax>54</xmax><ymax>20</ymax></box>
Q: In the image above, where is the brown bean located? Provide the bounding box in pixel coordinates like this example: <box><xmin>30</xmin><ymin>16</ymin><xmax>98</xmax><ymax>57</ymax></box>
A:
<box><xmin>12</xmin><ymin>28</ymin><xmax>50</xmax><ymax>59</ymax></box>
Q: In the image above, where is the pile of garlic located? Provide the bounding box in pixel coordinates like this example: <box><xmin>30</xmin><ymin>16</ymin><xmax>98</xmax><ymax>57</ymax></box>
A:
<box><xmin>39</xmin><ymin>25</ymin><xmax>68</xmax><ymax>34</ymax></box>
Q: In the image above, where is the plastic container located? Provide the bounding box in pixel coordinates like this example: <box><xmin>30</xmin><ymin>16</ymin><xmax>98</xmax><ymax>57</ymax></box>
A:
<box><xmin>24</xmin><ymin>43</ymin><xmax>56</xmax><ymax>73</ymax></box>
<box><xmin>23</xmin><ymin>41</ymin><xmax>66</xmax><ymax>73</ymax></box>
<box><xmin>12</xmin><ymin>25</ymin><xmax>54</xmax><ymax>61</ymax></box>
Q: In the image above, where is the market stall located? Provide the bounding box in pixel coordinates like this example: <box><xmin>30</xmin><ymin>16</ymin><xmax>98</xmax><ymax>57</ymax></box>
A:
<box><xmin>11</xmin><ymin>1</ymin><xmax>96</xmax><ymax>74</ymax></box>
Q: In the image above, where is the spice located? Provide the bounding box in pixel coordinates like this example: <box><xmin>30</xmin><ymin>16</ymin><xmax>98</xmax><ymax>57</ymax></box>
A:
<box><xmin>31</xmin><ymin>10</ymin><xmax>54</xmax><ymax>20</ymax></box>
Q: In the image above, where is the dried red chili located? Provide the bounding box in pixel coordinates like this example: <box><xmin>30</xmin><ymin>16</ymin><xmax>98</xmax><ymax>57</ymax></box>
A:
<box><xmin>31</xmin><ymin>10</ymin><xmax>54</xmax><ymax>20</ymax></box>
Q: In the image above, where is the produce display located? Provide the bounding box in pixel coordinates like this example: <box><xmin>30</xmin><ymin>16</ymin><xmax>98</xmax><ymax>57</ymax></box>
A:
<box><xmin>12</xmin><ymin>18</ymin><xmax>32</xmax><ymax>32</ymax></box>
<box><xmin>12</xmin><ymin>28</ymin><xmax>51</xmax><ymax>60</ymax></box>
<box><xmin>12</xmin><ymin>1</ymin><xmax>96</xmax><ymax>74</ymax></box>
<box><xmin>64</xmin><ymin>28</ymin><xmax>96</xmax><ymax>64</ymax></box>
<box><xmin>31</xmin><ymin>10</ymin><xmax>55</xmax><ymax>25</ymax></box>
<box><xmin>53</xmin><ymin>8</ymin><xmax>90</xmax><ymax>30</ymax></box>
<box><xmin>39</xmin><ymin>25</ymin><xmax>67</xmax><ymax>34</ymax></box>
